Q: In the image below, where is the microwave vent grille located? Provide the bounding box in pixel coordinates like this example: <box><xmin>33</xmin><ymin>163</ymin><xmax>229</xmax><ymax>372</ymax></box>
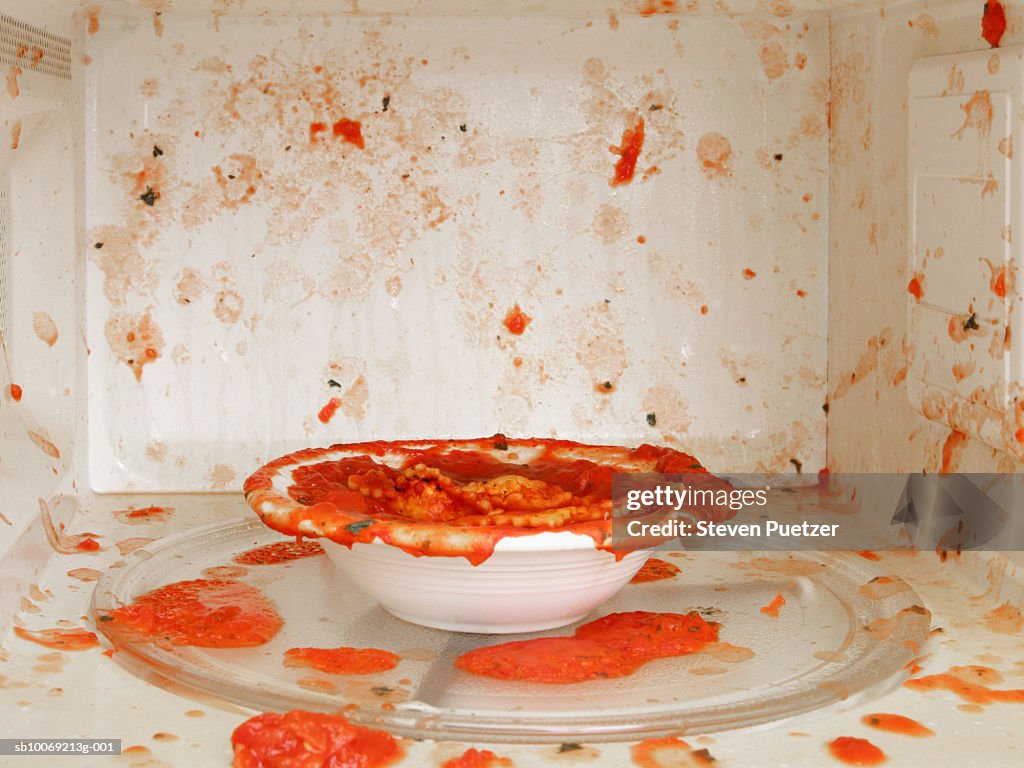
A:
<box><xmin>0</xmin><ymin>13</ymin><xmax>71</xmax><ymax>81</ymax></box>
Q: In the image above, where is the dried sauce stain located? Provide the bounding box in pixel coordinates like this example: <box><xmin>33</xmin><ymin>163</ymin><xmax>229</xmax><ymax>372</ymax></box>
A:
<box><xmin>696</xmin><ymin>133</ymin><xmax>733</xmax><ymax>179</ymax></box>
<box><xmin>858</xmin><ymin>576</ymin><xmax>912</xmax><ymax>600</ymax></box>
<box><xmin>905</xmin><ymin>665</ymin><xmax>1024</xmax><ymax>705</ymax></box>
<box><xmin>32</xmin><ymin>312</ymin><xmax>59</xmax><ymax>346</ymax></box>
<box><xmin>89</xmin><ymin>225</ymin><xmax>156</xmax><ymax>306</ymax></box>
<box><xmin>8</xmin><ymin>383</ymin><xmax>22</xmax><ymax>402</ymax></box>
<box><xmin>207</xmin><ymin>463</ymin><xmax>236</xmax><ymax>490</ymax></box>
<box><xmin>952</xmin><ymin>91</ymin><xmax>994</xmax><ymax>140</ymax></box>
<box><xmin>101</xmin><ymin>579</ymin><xmax>282</xmax><ymax>648</ymax></box>
<box><xmin>10</xmin><ymin>120</ymin><xmax>21</xmax><ymax>150</ymax></box>
<box><xmin>983</xmin><ymin>1</ymin><xmax>1007</xmax><ymax>48</ymax></box>
<box><xmin>730</xmin><ymin>556</ymin><xmax>825</xmax><ymax>576</ymax></box>
<box><xmin>116</xmin><ymin>537</ymin><xmax>157</xmax><ymax>555</ymax></box>
<box><xmin>759</xmin><ymin>42</ymin><xmax>788</xmax><ymax>80</ymax></box>
<box><xmin>760</xmin><ymin>592</ymin><xmax>786</xmax><ymax>617</ymax></box>
<box><xmin>283</xmin><ymin>646</ymin><xmax>400</xmax><ymax>675</ymax></box>
<box><xmin>104</xmin><ymin>309</ymin><xmax>164</xmax><ymax>381</ymax></box>
<box><xmin>907</xmin><ymin>273</ymin><xmax>924</xmax><ymax>300</ymax></box>
<box><xmin>998</xmin><ymin>135</ymin><xmax>1012</xmax><ymax>158</ymax></box>
<box><xmin>231</xmin><ymin>711</ymin><xmax>403</xmax><ymax>768</ymax></box>
<box><xmin>441</xmin><ymin>748</ymin><xmax>513</xmax><ymax>768</ymax></box>
<box><xmin>14</xmin><ymin>626</ymin><xmax>99</xmax><ymax>651</ymax></box>
<box><xmin>609</xmin><ymin>116</ymin><xmax>645</xmax><ymax>187</ymax></box>
<box><xmin>832</xmin><ymin>328</ymin><xmax>892</xmax><ymax>401</ymax></box>
<box><xmin>212</xmin><ymin>153</ymin><xmax>262</xmax><ymax>208</ymax></box>
<box><xmin>84</xmin><ymin>4</ymin><xmax>101</xmax><ymax>35</ymax></box>
<box><xmin>982</xmin><ymin>602</ymin><xmax>1024</xmax><ymax>634</ymax></box>
<box><xmin>67</xmin><ymin>568</ymin><xmax>103</xmax><ymax>582</ymax></box>
<box><xmin>234</xmin><ymin>539</ymin><xmax>324</xmax><ymax>565</ymax></box>
<box><xmin>914</xmin><ymin>13</ymin><xmax>939</xmax><ymax>38</ymax></box>
<box><xmin>297</xmin><ymin>676</ymin><xmax>339</xmax><ymax>693</ymax></box>
<box><xmin>27</xmin><ymin>431</ymin><xmax>61</xmax><ymax>459</ymax></box>
<box><xmin>631</xmin><ymin>737</ymin><xmax>716</xmax><ymax>768</ymax></box>
<box><xmin>827</xmin><ymin>736</ymin><xmax>886</xmax><ymax>766</ymax></box>
<box><xmin>114</xmin><ymin>505</ymin><xmax>174</xmax><ymax>524</ymax></box>
<box><xmin>7</xmin><ymin>66</ymin><xmax>21</xmax><ymax>99</ymax></box>
<box><xmin>202</xmin><ymin>565</ymin><xmax>249</xmax><ymax>579</ymax></box>
<box><xmin>630</xmin><ymin>557</ymin><xmax>680</xmax><ymax>583</ymax></box>
<box><xmin>576</xmin><ymin>302</ymin><xmax>628</xmax><ymax>395</ymax></box>
<box><xmin>861</xmin><ymin>713</ymin><xmax>934</xmax><ymax>737</ymax></box>
<box><xmin>593</xmin><ymin>204</ymin><xmax>629</xmax><ymax>244</ymax></box>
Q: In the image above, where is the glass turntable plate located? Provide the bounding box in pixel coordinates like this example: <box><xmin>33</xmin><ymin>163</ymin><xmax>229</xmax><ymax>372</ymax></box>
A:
<box><xmin>92</xmin><ymin>518</ymin><xmax>930</xmax><ymax>742</ymax></box>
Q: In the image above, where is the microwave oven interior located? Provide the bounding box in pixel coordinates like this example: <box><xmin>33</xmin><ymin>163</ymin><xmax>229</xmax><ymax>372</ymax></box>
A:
<box><xmin>1</xmin><ymin>0</ymin><xmax>1023</xmax><ymax>765</ymax></box>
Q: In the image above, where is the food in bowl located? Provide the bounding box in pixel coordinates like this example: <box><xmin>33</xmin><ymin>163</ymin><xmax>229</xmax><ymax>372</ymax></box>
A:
<box><xmin>243</xmin><ymin>436</ymin><xmax>723</xmax><ymax>632</ymax></box>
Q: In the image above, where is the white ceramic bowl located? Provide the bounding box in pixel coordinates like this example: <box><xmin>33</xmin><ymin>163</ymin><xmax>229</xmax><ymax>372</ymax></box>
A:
<box><xmin>322</xmin><ymin>533</ymin><xmax>651</xmax><ymax>633</ymax></box>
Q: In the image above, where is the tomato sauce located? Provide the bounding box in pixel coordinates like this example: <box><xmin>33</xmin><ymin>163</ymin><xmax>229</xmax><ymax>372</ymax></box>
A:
<box><xmin>904</xmin><ymin>667</ymin><xmax>1024</xmax><ymax>705</ymax></box>
<box><xmin>246</xmin><ymin>438</ymin><xmax>722</xmax><ymax>565</ymax></box>
<box><xmin>14</xmin><ymin>626</ymin><xmax>99</xmax><ymax>651</ymax></box>
<box><xmin>9</xmin><ymin>383</ymin><xmax>22</xmax><ymax>401</ymax></box>
<box><xmin>115</xmin><ymin>505</ymin><xmax>174</xmax><ymax>523</ymax></box>
<box><xmin>610</xmin><ymin>117</ymin><xmax>645</xmax><ymax>186</ymax></box>
<box><xmin>982</xmin><ymin>1</ymin><xmax>1006</xmax><ymax>48</ymax></box>
<box><xmin>457</xmin><ymin>610</ymin><xmax>718</xmax><ymax>683</ymax></box>
<box><xmin>441</xmin><ymin>748</ymin><xmax>514</xmax><ymax>768</ymax></box>
<box><xmin>827</xmin><ymin>736</ymin><xmax>886</xmax><ymax>765</ymax></box>
<box><xmin>332</xmin><ymin>119</ymin><xmax>365</xmax><ymax>149</ymax></box>
<box><xmin>318</xmin><ymin>397</ymin><xmax>342</xmax><ymax>424</ymax></box>
<box><xmin>234</xmin><ymin>539</ymin><xmax>324</xmax><ymax>565</ymax></box>
<box><xmin>629</xmin><ymin>557</ymin><xmax>680</xmax><ymax>583</ymax></box>
<box><xmin>283</xmin><ymin>647</ymin><xmax>400</xmax><ymax>675</ymax></box>
<box><xmin>231</xmin><ymin>710</ymin><xmax>402</xmax><ymax>768</ymax></box>
<box><xmin>907</xmin><ymin>277</ymin><xmax>923</xmax><ymax>300</ymax></box>
<box><xmin>502</xmin><ymin>304</ymin><xmax>532</xmax><ymax>335</ymax></box>
<box><xmin>103</xmin><ymin>579</ymin><xmax>282</xmax><ymax>648</ymax></box>
<box><xmin>760</xmin><ymin>592</ymin><xmax>786</xmax><ymax>617</ymax></box>
<box><xmin>861</xmin><ymin>713</ymin><xmax>934</xmax><ymax>737</ymax></box>
<box><xmin>75</xmin><ymin>537</ymin><xmax>101</xmax><ymax>551</ymax></box>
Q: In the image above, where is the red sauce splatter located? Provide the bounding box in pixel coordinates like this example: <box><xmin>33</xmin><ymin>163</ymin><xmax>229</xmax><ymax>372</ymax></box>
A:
<box><xmin>982</xmin><ymin>1</ymin><xmax>1006</xmax><ymax>48</ymax></box>
<box><xmin>638</xmin><ymin>0</ymin><xmax>678</xmax><ymax>17</ymax></box>
<box><xmin>828</xmin><ymin>736</ymin><xmax>886</xmax><ymax>765</ymax></box>
<box><xmin>610</xmin><ymin>117</ymin><xmax>645</xmax><ymax>187</ymax></box>
<box><xmin>457</xmin><ymin>610</ymin><xmax>718</xmax><ymax>684</ymax></box>
<box><xmin>760</xmin><ymin>592</ymin><xmax>786</xmax><ymax>617</ymax></box>
<box><xmin>1015</xmin><ymin>428</ymin><xmax>1024</xmax><ymax>443</ymax></box>
<box><xmin>904</xmin><ymin>667</ymin><xmax>1024</xmax><ymax>704</ymax></box>
<box><xmin>234</xmin><ymin>539</ymin><xmax>324</xmax><ymax>566</ymax></box>
<box><xmin>9</xmin><ymin>383</ymin><xmax>22</xmax><ymax>401</ymax></box>
<box><xmin>940</xmin><ymin>429</ymin><xmax>969</xmax><ymax>474</ymax></box>
<box><xmin>103</xmin><ymin>579</ymin><xmax>282</xmax><ymax>648</ymax></box>
<box><xmin>248</xmin><ymin>438</ymin><xmax>725</xmax><ymax>566</ymax></box>
<box><xmin>630</xmin><ymin>557</ymin><xmax>681</xmax><ymax>583</ymax></box>
<box><xmin>861</xmin><ymin>713</ymin><xmax>934</xmax><ymax>737</ymax></box>
<box><xmin>441</xmin><ymin>748</ymin><xmax>514</xmax><ymax>768</ymax></box>
<box><xmin>76</xmin><ymin>537</ymin><xmax>101</xmax><ymax>551</ymax></box>
<box><xmin>318</xmin><ymin>397</ymin><xmax>342</xmax><ymax>424</ymax></box>
<box><xmin>67</xmin><ymin>567</ymin><xmax>103</xmax><ymax>582</ymax></box>
<box><xmin>700</xmin><ymin>305</ymin><xmax>709</xmax><ymax>314</ymax></box>
<box><xmin>512</xmin><ymin>356</ymin><xmax>523</xmax><ymax>367</ymax></box>
<box><xmin>283</xmin><ymin>647</ymin><xmax>400</xmax><ymax>675</ymax></box>
<box><xmin>114</xmin><ymin>505</ymin><xmax>174</xmax><ymax>523</ymax></box>
<box><xmin>857</xmin><ymin>550</ymin><xmax>880</xmax><ymax>561</ymax></box>
<box><xmin>231</xmin><ymin>711</ymin><xmax>403</xmax><ymax>768</ymax></box>
<box><xmin>796</xmin><ymin>289</ymin><xmax>807</xmax><ymax>297</ymax></box>
<box><xmin>743</xmin><ymin>268</ymin><xmax>757</xmax><ymax>280</ymax></box>
<box><xmin>332</xmin><ymin>119</ymin><xmax>365</xmax><ymax>149</ymax></box>
<box><xmin>14</xmin><ymin>626</ymin><xmax>99</xmax><ymax>651</ymax></box>
<box><xmin>907</xmin><ymin>276</ymin><xmax>924</xmax><ymax>300</ymax></box>
<box><xmin>637</xmin><ymin>235</ymin><xmax>646</xmax><ymax>244</ymax></box>
<box><xmin>85</xmin><ymin>6</ymin><xmax>101</xmax><ymax>35</ymax></box>
<box><xmin>502</xmin><ymin>304</ymin><xmax>532</xmax><ymax>335</ymax></box>
<box><xmin>309</xmin><ymin>121</ymin><xmax>328</xmax><ymax>141</ymax></box>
